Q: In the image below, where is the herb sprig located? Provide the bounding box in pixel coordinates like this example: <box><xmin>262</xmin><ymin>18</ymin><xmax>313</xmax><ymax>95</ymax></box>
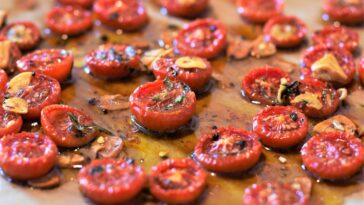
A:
<box><xmin>68</xmin><ymin>113</ymin><xmax>113</xmax><ymax>137</ymax></box>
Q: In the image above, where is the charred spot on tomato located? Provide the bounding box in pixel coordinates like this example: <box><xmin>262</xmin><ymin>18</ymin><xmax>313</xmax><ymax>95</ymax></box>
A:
<box><xmin>89</xmin><ymin>165</ymin><xmax>104</xmax><ymax>175</ymax></box>
<box><xmin>209</xmin><ymin>25</ymin><xmax>217</xmax><ymax>32</ymax></box>
<box><xmin>236</xmin><ymin>140</ymin><xmax>246</xmax><ymax>150</ymax></box>
<box><xmin>212</xmin><ymin>125</ymin><xmax>218</xmax><ymax>129</ymax></box>
<box><xmin>290</xmin><ymin>112</ymin><xmax>298</xmax><ymax>121</ymax></box>
<box><xmin>88</xmin><ymin>98</ymin><xmax>98</xmax><ymax>106</ymax></box>
<box><xmin>31</xmin><ymin>71</ymin><xmax>36</xmax><ymax>76</ymax></box>
<box><xmin>100</xmin><ymin>34</ymin><xmax>109</xmax><ymax>42</ymax></box>
<box><xmin>109</xmin><ymin>12</ymin><xmax>119</xmax><ymax>21</ymax></box>
<box><xmin>212</xmin><ymin>133</ymin><xmax>219</xmax><ymax>141</ymax></box>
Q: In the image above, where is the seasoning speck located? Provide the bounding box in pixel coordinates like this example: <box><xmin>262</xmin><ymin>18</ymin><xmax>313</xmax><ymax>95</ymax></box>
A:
<box><xmin>278</xmin><ymin>156</ymin><xmax>287</xmax><ymax>164</ymax></box>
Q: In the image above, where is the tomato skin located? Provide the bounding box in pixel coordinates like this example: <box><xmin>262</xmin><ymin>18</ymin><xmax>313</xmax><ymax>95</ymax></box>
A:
<box><xmin>0</xmin><ymin>39</ymin><xmax>22</xmax><ymax>74</ymax></box>
<box><xmin>151</xmin><ymin>57</ymin><xmax>212</xmax><ymax>91</ymax></box>
<box><xmin>93</xmin><ymin>0</ymin><xmax>149</xmax><ymax>31</ymax></box>
<box><xmin>253</xmin><ymin>106</ymin><xmax>308</xmax><ymax>149</ymax></box>
<box><xmin>359</xmin><ymin>58</ymin><xmax>364</xmax><ymax>85</ymax></box>
<box><xmin>16</xmin><ymin>49</ymin><xmax>73</xmax><ymax>82</ymax></box>
<box><xmin>45</xmin><ymin>6</ymin><xmax>93</xmax><ymax>36</ymax></box>
<box><xmin>0</xmin><ymin>21</ymin><xmax>41</xmax><ymax>50</ymax></box>
<box><xmin>312</xmin><ymin>26</ymin><xmax>359</xmax><ymax>53</ymax></box>
<box><xmin>79</xmin><ymin>159</ymin><xmax>147</xmax><ymax>205</ymax></box>
<box><xmin>301</xmin><ymin>45</ymin><xmax>356</xmax><ymax>85</ymax></box>
<box><xmin>161</xmin><ymin>0</ymin><xmax>209</xmax><ymax>18</ymax></box>
<box><xmin>41</xmin><ymin>104</ymin><xmax>99</xmax><ymax>148</ymax></box>
<box><xmin>0</xmin><ymin>107</ymin><xmax>23</xmax><ymax>137</ymax></box>
<box><xmin>57</xmin><ymin>0</ymin><xmax>94</xmax><ymax>8</ymax></box>
<box><xmin>129</xmin><ymin>79</ymin><xmax>196</xmax><ymax>132</ymax></box>
<box><xmin>149</xmin><ymin>158</ymin><xmax>207</xmax><ymax>204</ymax></box>
<box><xmin>301</xmin><ymin>132</ymin><xmax>364</xmax><ymax>180</ymax></box>
<box><xmin>0</xmin><ymin>69</ymin><xmax>8</xmax><ymax>91</ymax></box>
<box><xmin>241</xmin><ymin>67</ymin><xmax>289</xmax><ymax>105</ymax></box>
<box><xmin>323</xmin><ymin>0</ymin><xmax>364</xmax><ymax>25</ymax></box>
<box><xmin>263</xmin><ymin>15</ymin><xmax>307</xmax><ymax>48</ymax></box>
<box><xmin>194</xmin><ymin>127</ymin><xmax>262</xmax><ymax>173</ymax></box>
<box><xmin>0</xmin><ymin>132</ymin><xmax>58</xmax><ymax>180</ymax></box>
<box><xmin>174</xmin><ymin>18</ymin><xmax>227</xmax><ymax>59</ymax></box>
<box><xmin>237</xmin><ymin>0</ymin><xmax>284</xmax><ymax>23</ymax></box>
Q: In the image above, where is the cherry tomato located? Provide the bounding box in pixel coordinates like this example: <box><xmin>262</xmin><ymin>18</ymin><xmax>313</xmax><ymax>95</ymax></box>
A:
<box><xmin>0</xmin><ymin>69</ymin><xmax>8</xmax><ymax>91</ymax></box>
<box><xmin>323</xmin><ymin>0</ymin><xmax>364</xmax><ymax>25</ymax></box>
<box><xmin>0</xmin><ymin>39</ymin><xmax>22</xmax><ymax>74</ymax></box>
<box><xmin>161</xmin><ymin>0</ymin><xmax>209</xmax><ymax>18</ymax></box>
<box><xmin>0</xmin><ymin>21</ymin><xmax>41</xmax><ymax>50</ymax></box>
<box><xmin>253</xmin><ymin>106</ymin><xmax>308</xmax><ymax>149</ymax></box>
<box><xmin>174</xmin><ymin>18</ymin><xmax>227</xmax><ymax>59</ymax></box>
<box><xmin>0</xmin><ymin>132</ymin><xmax>58</xmax><ymax>180</ymax></box>
<box><xmin>263</xmin><ymin>15</ymin><xmax>307</xmax><ymax>48</ymax></box>
<box><xmin>129</xmin><ymin>79</ymin><xmax>196</xmax><ymax>132</ymax></box>
<box><xmin>57</xmin><ymin>0</ymin><xmax>94</xmax><ymax>8</ymax></box>
<box><xmin>93</xmin><ymin>0</ymin><xmax>149</xmax><ymax>31</ymax></box>
<box><xmin>237</xmin><ymin>0</ymin><xmax>284</xmax><ymax>23</ymax></box>
<box><xmin>45</xmin><ymin>6</ymin><xmax>93</xmax><ymax>36</ymax></box>
<box><xmin>243</xmin><ymin>181</ymin><xmax>308</xmax><ymax>205</ymax></box>
<box><xmin>301</xmin><ymin>132</ymin><xmax>364</xmax><ymax>180</ymax></box>
<box><xmin>16</xmin><ymin>49</ymin><xmax>73</xmax><ymax>82</ymax></box>
<box><xmin>86</xmin><ymin>44</ymin><xmax>140</xmax><ymax>79</ymax></box>
<box><xmin>79</xmin><ymin>159</ymin><xmax>146</xmax><ymax>204</ymax></box>
<box><xmin>194</xmin><ymin>127</ymin><xmax>262</xmax><ymax>173</ymax></box>
<box><xmin>41</xmin><ymin>104</ymin><xmax>99</xmax><ymax>148</ymax></box>
<box><xmin>0</xmin><ymin>107</ymin><xmax>22</xmax><ymax>137</ymax></box>
<box><xmin>149</xmin><ymin>158</ymin><xmax>207</xmax><ymax>204</ymax></box>
<box><xmin>241</xmin><ymin>67</ymin><xmax>290</xmax><ymax>105</ymax></box>
<box><xmin>151</xmin><ymin>56</ymin><xmax>212</xmax><ymax>91</ymax></box>
<box><xmin>288</xmin><ymin>78</ymin><xmax>340</xmax><ymax>118</ymax></box>
<box><xmin>312</xmin><ymin>26</ymin><xmax>359</xmax><ymax>53</ymax></box>
<box><xmin>5</xmin><ymin>72</ymin><xmax>61</xmax><ymax>120</ymax></box>
<box><xmin>301</xmin><ymin>45</ymin><xmax>355</xmax><ymax>85</ymax></box>
<box><xmin>359</xmin><ymin>58</ymin><xmax>364</xmax><ymax>85</ymax></box>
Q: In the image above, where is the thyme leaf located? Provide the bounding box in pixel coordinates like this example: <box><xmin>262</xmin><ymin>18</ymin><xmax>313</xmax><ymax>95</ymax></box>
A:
<box><xmin>68</xmin><ymin>113</ymin><xmax>113</xmax><ymax>136</ymax></box>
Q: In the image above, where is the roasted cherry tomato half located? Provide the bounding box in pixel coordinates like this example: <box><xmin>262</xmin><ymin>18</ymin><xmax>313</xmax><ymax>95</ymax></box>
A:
<box><xmin>194</xmin><ymin>127</ymin><xmax>262</xmax><ymax>173</ymax></box>
<box><xmin>237</xmin><ymin>0</ymin><xmax>284</xmax><ymax>23</ymax></box>
<box><xmin>0</xmin><ymin>21</ymin><xmax>41</xmax><ymax>50</ymax></box>
<box><xmin>263</xmin><ymin>15</ymin><xmax>307</xmax><ymax>48</ymax></box>
<box><xmin>174</xmin><ymin>18</ymin><xmax>227</xmax><ymax>59</ymax></box>
<box><xmin>57</xmin><ymin>0</ymin><xmax>94</xmax><ymax>8</ymax></box>
<box><xmin>359</xmin><ymin>58</ymin><xmax>364</xmax><ymax>85</ymax></box>
<box><xmin>301</xmin><ymin>45</ymin><xmax>355</xmax><ymax>85</ymax></box>
<box><xmin>0</xmin><ymin>69</ymin><xmax>8</xmax><ymax>91</ymax></box>
<box><xmin>0</xmin><ymin>39</ymin><xmax>22</xmax><ymax>75</ymax></box>
<box><xmin>4</xmin><ymin>72</ymin><xmax>61</xmax><ymax>119</ymax></box>
<box><xmin>161</xmin><ymin>0</ymin><xmax>209</xmax><ymax>18</ymax></box>
<box><xmin>323</xmin><ymin>0</ymin><xmax>364</xmax><ymax>25</ymax></box>
<box><xmin>45</xmin><ymin>6</ymin><xmax>93</xmax><ymax>36</ymax></box>
<box><xmin>0</xmin><ymin>132</ymin><xmax>58</xmax><ymax>180</ymax></box>
<box><xmin>16</xmin><ymin>49</ymin><xmax>73</xmax><ymax>82</ymax></box>
<box><xmin>129</xmin><ymin>79</ymin><xmax>196</xmax><ymax>132</ymax></box>
<box><xmin>151</xmin><ymin>56</ymin><xmax>212</xmax><ymax>91</ymax></box>
<box><xmin>86</xmin><ymin>44</ymin><xmax>140</xmax><ymax>79</ymax></box>
<box><xmin>241</xmin><ymin>67</ymin><xmax>290</xmax><ymax>105</ymax></box>
<box><xmin>149</xmin><ymin>158</ymin><xmax>207</xmax><ymax>204</ymax></box>
<box><xmin>312</xmin><ymin>26</ymin><xmax>359</xmax><ymax>53</ymax></box>
<box><xmin>288</xmin><ymin>78</ymin><xmax>340</xmax><ymax>118</ymax></box>
<box><xmin>253</xmin><ymin>106</ymin><xmax>308</xmax><ymax>149</ymax></box>
<box><xmin>79</xmin><ymin>159</ymin><xmax>146</xmax><ymax>205</ymax></box>
<box><xmin>301</xmin><ymin>132</ymin><xmax>364</xmax><ymax>180</ymax></box>
<box><xmin>243</xmin><ymin>181</ymin><xmax>308</xmax><ymax>205</ymax></box>
<box><xmin>94</xmin><ymin>0</ymin><xmax>149</xmax><ymax>31</ymax></box>
<box><xmin>0</xmin><ymin>107</ymin><xmax>22</xmax><ymax>137</ymax></box>
<box><xmin>41</xmin><ymin>104</ymin><xmax>99</xmax><ymax>148</ymax></box>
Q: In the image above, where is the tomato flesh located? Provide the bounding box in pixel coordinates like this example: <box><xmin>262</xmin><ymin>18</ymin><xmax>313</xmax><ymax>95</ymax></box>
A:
<box><xmin>0</xmin><ymin>21</ymin><xmax>41</xmax><ymax>50</ymax></box>
<box><xmin>57</xmin><ymin>0</ymin><xmax>94</xmax><ymax>8</ymax></box>
<box><xmin>323</xmin><ymin>0</ymin><xmax>364</xmax><ymax>25</ymax></box>
<box><xmin>237</xmin><ymin>0</ymin><xmax>284</xmax><ymax>23</ymax></box>
<box><xmin>161</xmin><ymin>0</ymin><xmax>209</xmax><ymax>18</ymax></box>
<box><xmin>359</xmin><ymin>58</ymin><xmax>364</xmax><ymax>85</ymax></box>
<box><xmin>0</xmin><ymin>107</ymin><xmax>22</xmax><ymax>137</ymax></box>
<box><xmin>0</xmin><ymin>69</ymin><xmax>8</xmax><ymax>91</ymax></box>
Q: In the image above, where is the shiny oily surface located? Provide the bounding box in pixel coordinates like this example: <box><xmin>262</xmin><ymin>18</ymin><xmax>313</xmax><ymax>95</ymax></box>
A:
<box><xmin>0</xmin><ymin>0</ymin><xmax>364</xmax><ymax>205</ymax></box>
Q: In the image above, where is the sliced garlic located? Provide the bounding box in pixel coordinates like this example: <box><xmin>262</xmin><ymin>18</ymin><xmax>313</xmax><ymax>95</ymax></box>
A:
<box><xmin>7</xmin><ymin>72</ymin><xmax>33</xmax><ymax>95</ymax></box>
<box><xmin>3</xmin><ymin>97</ymin><xmax>28</xmax><ymax>114</ymax></box>
<box><xmin>313</xmin><ymin>114</ymin><xmax>357</xmax><ymax>135</ymax></box>
<box><xmin>276</xmin><ymin>78</ymin><xmax>288</xmax><ymax>104</ymax></box>
<box><xmin>250</xmin><ymin>36</ymin><xmax>277</xmax><ymax>58</ymax></box>
<box><xmin>270</xmin><ymin>24</ymin><xmax>297</xmax><ymax>40</ymax></box>
<box><xmin>177</xmin><ymin>0</ymin><xmax>196</xmax><ymax>5</ymax></box>
<box><xmin>175</xmin><ymin>56</ymin><xmax>207</xmax><ymax>69</ymax></box>
<box><xmin>142</xmin><ymin>48</ymin><xmax>173</xmax><ymax>67</ymax></box>
<box><xmin>291</xmin><ymin>92</ymin><xmax>323</xmax><ymax>110</ymax></box>
<box><xmin>0</xmin><ymin>40</ymin><xmax>11</xmax><ymax>69</ymax></box>
<box><xmin>7</xmin><ymin>24</ymin><xmax>32</xmax><ymax>43</ymax></box>
<box><xmin>311</xmin><ymin>53</ymin><xmax>348</xmax><ymax>84</ymax></box>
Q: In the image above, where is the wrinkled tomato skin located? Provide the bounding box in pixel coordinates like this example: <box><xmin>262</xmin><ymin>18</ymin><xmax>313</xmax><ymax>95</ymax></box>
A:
<box><xmin>41</xmin><ymin>104</ymin><xmax>99</xmax><ymax>148</ymax></box>
<box><xmin>301</xmin><ymin>45</ymin><xmax>355</xmax><ymax>85</ymax></box>
<box><xmin>93</xmin><ymin>0</ymin><xmax>149</xmax><ymax>31</ymax></box>
<box><xmin>359</xmin><ymin>58</ymin><xmax>364</xmax><ymax>85</ymax></box>
<box><xmin>263</xmin><ymin>15</ymin><xmax>307</xmax><ymax>48</ymax></box>
<box><xmin>151</xmin><ymin>57</ymin><xmax>212</xmax><ymax>91</ymax></box>
<box><xmin>174</xmin><ymin>18</ymin><xmax>227</xmax><ymax>59</ymax></box>
<box><xmin>0</xmin><ymin>21</ymin><xmax>41</xmax><ymax>50</ymax></box>
<box><xmin>0</xmin><ymin>69</ymin><xmax>8</xmax><ymax>91</ymax></box>
<box><xmin>45</xmin><ymin>6</ymin><xmax>93</xmax><ymax>36</ymax></box>
<box><xmin>149</xmin><ymin>158</ymin><xmax>207</xmax><ymax>204</ymax></box>
<box><xmin>86</xmin><ymin>44</ymin><xmax>139</xmax><ymax>79</ymax></box>
<box><xmin>161</xmin><ymin>0</ymin><xmax>209</xmax><ymax>18</ymax></box>
<box><xmin>241</xmin><ymin>67</ymin><xmax>289</xmax><ymax>105</ymax></box>
<box><xmin>79</xmin><ymin>159</ymin><xmax>147</xmax><ymax>205</ymax></box>
<box><xmin>323</xmin><ymin>0</ymin><xmax>364</xmax><ymax>25</ymax></box>
<box><xmin>237</xmin><ymin>0</ymin><xmax>284</xmax><ymax>23</ymax></box>
<box><xmin>253</xmin><ymin>106</ymin><xmax>308</xmax><ymax>149</ymax></box>
<box><xmin>301</xmin><ymin>132</ymin><xmax>364</xmax><ymax>180</ymax></box>
<box><xmin>16</xmin><ymin>49</ymin><xmax>73</xmax><ymax>82</ymax></box>
<box><xmin>129</xmin><ymin>80</ymin><xmax>196</xmax><ymax>132</ymax></box>
<box><xmin>0</xmin><ymin>107</ymin><xmax>23</xmax><ymax>137</ymax></box>
<box><xmin>312</xmin><ymin>26</ymin><xmax>359</xmax><ymax>53</ymax></box>
<box><xmin>57</xmin><ymin>0</ymin><xmax>94</xmax><ymax>8</ymax></box>
<box><xmin>0</xmin><ymin>132</ymin><xmax>58</xmax><ymax>180</ymax></box>
<box><xmin>194</xmin><ymin>127</ymin><xmax>262</xmax><ymax>173</ymax></box>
